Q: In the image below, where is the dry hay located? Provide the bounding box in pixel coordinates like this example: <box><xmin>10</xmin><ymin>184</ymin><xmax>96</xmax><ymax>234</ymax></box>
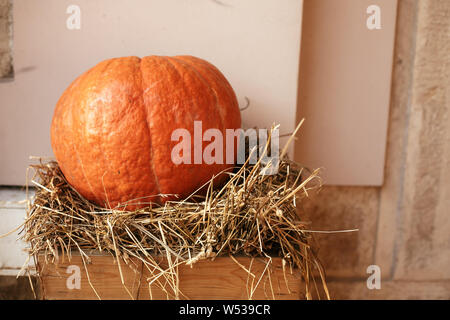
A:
<box><xmin>16</xmin><ymin>123</ymin><xmax>331</xmax><ymax>300</ymax></box>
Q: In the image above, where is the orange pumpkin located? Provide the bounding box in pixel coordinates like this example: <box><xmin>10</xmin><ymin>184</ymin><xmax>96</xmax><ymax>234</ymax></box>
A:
<box><xmin>51</xmin><ymin>55</ymin><xmax>241</xmax><ymax>209</ymax></box>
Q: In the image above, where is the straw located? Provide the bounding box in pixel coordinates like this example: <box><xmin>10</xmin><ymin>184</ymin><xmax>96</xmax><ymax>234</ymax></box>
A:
<box><xmin>20</xmin><ymin>123</ymin><xmax>330</xmax><ymax>300</ymax></box>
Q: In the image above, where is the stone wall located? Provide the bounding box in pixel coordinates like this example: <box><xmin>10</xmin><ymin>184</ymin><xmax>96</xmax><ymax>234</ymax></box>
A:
<box><xmin>305</xmin><ymin>0</ymin><xmax>450</xmax><ymax>298</ymax></box>
<box><xmin>0</xmin><ymin>0</ymin><xmax>12</xmax><ymax>78</ymax></box>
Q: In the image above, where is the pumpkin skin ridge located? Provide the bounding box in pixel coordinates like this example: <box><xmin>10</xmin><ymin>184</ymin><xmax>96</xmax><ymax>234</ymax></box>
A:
<box><xmin>169</xmin><ymin>56</ymin><xmax>226</xmax><ymax>131</ymax></box>
<box><xmin>95</xmin><ymin>58</ymin><xmax>121</xmax><ymax>208</ymax></box>
<box><xmin>141</xmin><ymin>55</ymin><xmax>194</xmax><ymax>203</ymax></box>
<box><xmin>72</xmin><ymin>58</ymin><xmax>112</xmax><ymax>206</ymax></box>
<box><xmin>158</xmin><ymin>56</ymin><xmax>229</xmax><ymax>195</ymax></box>
<box><xmin>110</xmin><ymin>56</ymin><xmax>160</xmax><ymax>208</ymax></box>
<box><xmin>159</xmin><ymin>56</ymin><xmax>196</xmax><ymax>125</ymax></box>
<box><xmin>76</xmin><ymin>57</ymin><xmax>158</xmax><ymax>209</ymax></box>
<box><xmin>138</xmin><ymin>57</ymin><xmax>162</xmax><ymax>204</ymax></box>
<box><xmin>175</xmin><ymin>55</ymin><xmax>241</xmax><ymax>135</ymax></box>
<box><xmin>173</xmin><ymin>55</ymin><xmax>241</xmax><ymax>178</ymax></box>
<box><xmin>69</xmin><ymin>59</ymin><xmax>117</xmax><ymax>206</ymax></box>
<box><xmin>92</xmin><ymin>58</ymin><xmax>137</xmax><ymax>208</ymax></box>
<box><xmin>51</xmin><ymin>75</ymin><xmax>100</xmax><ymax>204</ymax></box>
<box><xmin>145</xmin><ymin>56</ymin><xmax>212</xmax><ymax>200</ymax></box>
<box><xmin>168</xmin><ymin>56</ymin><xmax>228</xmax><ymax>186</ymax></box>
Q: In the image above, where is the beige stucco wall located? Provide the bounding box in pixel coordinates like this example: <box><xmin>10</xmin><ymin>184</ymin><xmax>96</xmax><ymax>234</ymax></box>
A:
<box><xmin>294</xmin><ymin>0</ymin><xmax>397</xmax><ymax>186</ymax></box>
<box><xmin>302</xmin><ymin>0</ymin><xmax>450</xmax><ymax>298</ymax></box>
<box><xmin>0</xmin><ymin>0</ymin><xmax>448</xmax><ymax>299</ymax></box>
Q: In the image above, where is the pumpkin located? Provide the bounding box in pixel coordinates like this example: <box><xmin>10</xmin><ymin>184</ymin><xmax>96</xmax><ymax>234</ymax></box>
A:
<box><xmin>51</xmin><ymin>55</ymin><xmax>241</xmax><ymax>209</ymax></box>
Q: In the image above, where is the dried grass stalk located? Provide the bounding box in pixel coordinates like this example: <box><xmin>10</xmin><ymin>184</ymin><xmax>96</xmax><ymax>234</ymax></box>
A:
<box><xmin>20</xmin><ymin>124</ymin><xmax>330</xmax><ymax>300</ymax></box>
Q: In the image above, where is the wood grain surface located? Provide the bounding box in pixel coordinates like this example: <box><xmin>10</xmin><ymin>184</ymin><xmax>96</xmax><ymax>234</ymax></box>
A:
<box><xmin>38</xmin><ymin>253</ymin><xmax>303</xmax><ymax>300</ymax></box>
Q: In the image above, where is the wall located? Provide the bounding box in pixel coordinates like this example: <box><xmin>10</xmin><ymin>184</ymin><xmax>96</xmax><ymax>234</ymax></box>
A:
<box><xmin>295</xmin><ymin>0</ymin><xmax>397</xmax><ymax>186</ymax></box>
<box><xmin>0</xmin><ymin>0</ymin><xmax>12</xmax><ymax>78</ymax></box>
<box><xmin>0</xmin><ymin>0</ymin><xmax>28</xmax><ymax>280</ymax></box>
<box><xmin>0</xmin><ymin>0</ymin><xmax>303</xmax><ymax>185</ymax></box>
<box><xmin>1</xmin><ymin>0</ymin><xmax>449</xmax><ymax>299</ymax></box>
<box><xmin>301</xmin><ymin>0</ymin><xmax>450</xmax><ymax>299</ymax></box>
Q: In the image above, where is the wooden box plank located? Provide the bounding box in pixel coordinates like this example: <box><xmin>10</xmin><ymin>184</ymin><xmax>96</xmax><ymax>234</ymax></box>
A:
<box><xmin>38</xmin><ymin>254</ymin><xmax>142</xmax><ymax>300</ymax></box>
<box><xmin>38</xmin><ymin>253</ymin><xmax>303</xmax><ymax>300</ymax></box>
<box><xmin>140</xmin><ymin>257</ymin><xmax>303</xmax><ymax>300</ymax></box>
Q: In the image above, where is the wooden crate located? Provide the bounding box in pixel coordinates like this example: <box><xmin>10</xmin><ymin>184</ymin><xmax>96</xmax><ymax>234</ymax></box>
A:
<box><xmin>37</xmin><ymin>252</ymin><xmax>304</xmax><ymax>300</ymax></box>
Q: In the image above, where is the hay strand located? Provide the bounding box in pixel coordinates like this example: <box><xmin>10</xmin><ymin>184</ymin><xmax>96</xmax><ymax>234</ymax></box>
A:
<box><xmin>20</xmin><ymin>124</ymin><xmax>330</xmax><ymax>300</ymax></box>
